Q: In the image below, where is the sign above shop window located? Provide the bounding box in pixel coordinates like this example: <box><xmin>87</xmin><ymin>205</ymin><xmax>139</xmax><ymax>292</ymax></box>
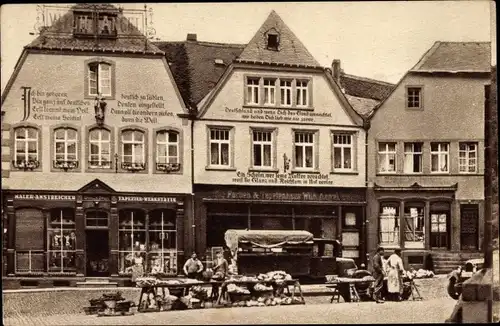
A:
<box><xmin>14</xmin><ymin>194</ymin><xmax>76</xmax><ymax>201</ymax></box>
<box><xmin>117</xmin><ymin>196</ymin><xmax>177</xmax><ymax>203</ymax></box>
<box><xmin>204</xmin><ymin>189</ymin><xmax>364</xmax><ymax>203</ymax></box>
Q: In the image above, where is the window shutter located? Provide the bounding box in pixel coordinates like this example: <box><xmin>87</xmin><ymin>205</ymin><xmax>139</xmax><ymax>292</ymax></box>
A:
<box><xmin>15</xmin><ymin>208</ymin><xmax>44</xmax><ymax>250</ymax></box>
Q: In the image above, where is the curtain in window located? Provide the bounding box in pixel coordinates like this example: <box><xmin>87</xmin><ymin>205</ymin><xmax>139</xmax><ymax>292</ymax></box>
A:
<box><xmin>263</xmin><ymin>145</ymin><xmax>271</xmax><ymax>166</ymax></box>
<box><xmin>221</xmin><ymin>144</ymin><xmax>229</xmax><ymax>165</ymax></box>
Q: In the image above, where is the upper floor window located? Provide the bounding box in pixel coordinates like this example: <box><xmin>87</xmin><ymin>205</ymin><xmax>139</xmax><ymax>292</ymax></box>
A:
<box><xmin>280</xmin><ymin>80</ymin><xmax>293</xmax><ymax>107</ymax></box>
<box><xmin>296</xmin><ymin>80</ymin><xmax>309</xmax><ymax>107</ymax></box>
<box><xmin>404</xmin><ymin>142</ymin><xmax>423</xmax><ymax>173</ymax></box>
<box><xmin>407</xmin><ymin>87</ymin><xmax>422</xmax><ymax>109</ymax></box>
<box><xmin>156</xmin><ymin>130</ymin><xmax>180</xmax><ymax>172</ymax></box>
<box><xmin>14</xmin><ymin>127</ymin><xmax>39</xmax><ymax>168</ymax></box>
<box><xmin>121</xmin><ymin>130</ymin><xmax>145</xmax><ymax>170</ymax></box>
<box><xmin>89</xmin><ymin>128</ymin><xmax>111</xmax><ymax>169</ymax></box>
<box><xmin>209</xmin><ymin>129</ymin><xmax>231</xmax><ymax>167</ymax></box>
<box><xmin>294</xmin><ymin>131</ymin><xmax>315</xmax><ymax>169</ymax></box>
<box><xmin>459</xmin><ymin>142</ymin><xmax>477</xmax><ymax>173</ymax></box>
<box><xmin>54</xmin><ymin>128</ymin><xmax>78</xmax><ymax>169</ymax></box>
<box><xmin>74</xmin><ymin>12</ymin><xmax>117</xmax><ymax>37</ymax></box>
<box><xmin>252</xmin><ymin>130</ymin><xmax>273</xmax><ymax>168</ymax></box>
<box><xmin>267</xmin><ymin>32</ymin><xmax>280</xmax><ymax>51</ymax></box>
<box><xmin>263</xmin><ymin>79</ymin><xmax>276</xmax><ymax>105</ymax></box>
<box><xmin>244</xmin><ymin>77</ymin><xmax>311</xmax><ymax>109</ymax></box>
<box><xmin>246</xmin><ymin>78</ymin><xmax>260</xmax><ymax>105</ymax></box>
<box><xmin>431</xmin><ymin>142</ymin><xmax>449</xmax><ymax>173</ymax></box>
<box><xmin>74</xmin><ymin>13</ymin><xmax>94</xmax><ymax>35</ymax></box>
<box><xmin>333</xmin><ymin>133</ymin><xmax>353</xmax><ymax>171</ymax></box>
<box><xmin>88</xmin><ymin>62</ymin><xmax>112</xmax><ymax>96</ymax></box>
<box><xmin>378</xmin><ymin>142</ymin><xmax>397</xmax><ymax>173</ymax></box>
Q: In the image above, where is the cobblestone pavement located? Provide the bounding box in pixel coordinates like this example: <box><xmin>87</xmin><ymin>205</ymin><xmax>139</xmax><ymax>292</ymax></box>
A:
<box><xmin>3</xmin><ymin>298</ymin><xmax>456</xmax><ymax>325</ymax></box>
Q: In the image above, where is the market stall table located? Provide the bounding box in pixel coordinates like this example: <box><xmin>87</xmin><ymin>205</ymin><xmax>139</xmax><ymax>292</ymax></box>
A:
<box><xmin>326</xmin><ymin>277</ymin><xmax>374</xmax><ymax>303</ymax></box>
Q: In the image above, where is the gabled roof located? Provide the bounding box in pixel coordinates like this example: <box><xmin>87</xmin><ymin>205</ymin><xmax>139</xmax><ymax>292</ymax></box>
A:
<box><xmin>236</xmin><ymin>10</ymin><xmax>321</xmax><ymax>68</ymax></box>
<box><xmin>26</xmin><ymin>4</ymin><xmax>162</xmax><ymax>55</ymax></box>
<box><xmin>339</xmin><ymin>73</ymin><xmax>394</xmax><ymax>102</ymax></box>
<box><xmin>411</xmin><ymin>41</ymin><xmax>491</xmax><ymax>73</ymax></box>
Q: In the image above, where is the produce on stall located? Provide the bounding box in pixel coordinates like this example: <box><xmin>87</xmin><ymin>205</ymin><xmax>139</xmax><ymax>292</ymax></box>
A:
<box><xmin>84</xmin><ymin>292</ymin><xmax>136</xmax><ymax>316</ymax></box>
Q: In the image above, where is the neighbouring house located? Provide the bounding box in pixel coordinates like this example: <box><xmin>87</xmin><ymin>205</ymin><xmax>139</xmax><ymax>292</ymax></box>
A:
<box><xmin>365</xmin><ymin>41</ymin><xmax>492</xmax><ymax>273</ymax></box>
<box><xmin>1</xmin><ymin>3</ymin><xmax>192</xmax><ymax>288</ymax></box>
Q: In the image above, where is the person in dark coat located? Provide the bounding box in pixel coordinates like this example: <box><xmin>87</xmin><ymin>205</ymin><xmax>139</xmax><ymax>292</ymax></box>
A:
<box><xmin>370</xmin><ymin>247</ymin><xmax>385</xmax><ymax>303</ymax></box>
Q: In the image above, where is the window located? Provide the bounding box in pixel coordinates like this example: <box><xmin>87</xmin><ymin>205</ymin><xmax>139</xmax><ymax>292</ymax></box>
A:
<box><xmin>460</xmin><ymin>204</ymin><xmax>479</xmax><ymax>250</ymax></box>
<box><xmin>118</xmin><ymin>210</ymin><xmax>146</xmax><ymax>274</ymax></box>
<box><xmin>267</xmin><ymin>33</ymin><xmax>279</xmax><ymax>50</ymax></box>
<box><xmin>209</xmin><ymin>129</ymin><xmax>230</xmax><ymax>166</ymax></box>
<box><xmin>431</xmin><ymin>202</ymin><xmax>450</xmax><ymax>249</ymax></box>
<box><xmin>294</xmin><ymin>131</ymin><xmax>315</xmax><ymax>169</ymax></box>
<box><xmin>333</xmin><ymin>134</ymin><xmax>353</xmax><ymax>171</ymax></box>
<box><xmin>88</xmin><ymin>62</ymin><xmax>111</xmax><ymax>96</ymax></box>
<box><xmin>48</xmin><ymin>208</ymin><xmax>76</xmax><ymax>273</ymax></box>
<box><xmin>15</xmin><ymin>208</ymin><xmax>44</xmax><ymax>273</ymax></box>
<box><xmin>404</xmin><ymin>142</ymin><xmax>422</xmax><ymax>173</ymax></box>
<box><xmin>252</xmin><ymin>130</ymin><xmax>273</xmax><ymax>168</ymax></box>
<box><xmin>74</xmin><ymin>12</ymin><xmax>116</xmax><ymax>37</ymax></box>
<box><xmin>86</xmin><ymin>211</ymin><xmax>108</xmax><ymax>227</ymax></box>
<box><xmin>378</xmin><ymin>142</ymin><xmax>397</xmax><ymax>173</ymax></box>
<box><xmin>148</xmin><ymin>210</ymin><xmax>177</xmax><ymax>275</ymax></box>
<box><xmin>89</xmin><ymin>128</ymin><xmax>111</xmax><ymax>168</ymax></box>
<box><xmin>459</xmin><ymin>142</ymin><xmax>477</xmax><ymax>173</ymax></box>
<box><xmin>263</xmin><ymin>79</ymin><xmax>276</xmax><ymax>105</ymax></box>
<box><xmin>379</xmin><ymin>203</ymin><xmax>400</xmax><ymax>246</ymax></box>
<box><xmin>97</xmin><ymin>14</ymin><xmax>117</xmax><ymax>35</ymax></box>
<box><xmin>296</xmin><ymin>80</ymin><xmax>309</xmax><ymax>107</ymax></box>
<box><xmin>404</xmin><ymin>204</ymin><xmax>425</xmax><ymax>247</ymax></box>
<box><xmin>280</xmin><ymin>80</ymin><xmax>292</xmax><ymax>106</ymax></box>
<box><xmin>54</xmin><ymin>128</ymin><xmax>78</xmax><ymax>169</ymax></box>
<box><xmin>156</xmin><ymin>130</ymin><xmax>179</xmax><ymax>171</ymax></box>
<box><xmin>74</xmin><ymin>13</ymin><xmax>94</xmax><ymax>35</ymax></box>
<box><xmin>431</xmin><ymin>142</ymin><xmax>449</xmax><ymax>173</ymax></box>
<box><xmin>246</xmin><ymin>78</ymin><xmax>260</xmax><ymax>105</ymax></box>
<box><xmin>14</xmin><ymin>127</ymin><xmax>39</xmax><ymax>169</ymax></box>
<box><xmin>407</xmin><ymin>87</ymin><xmax>422</xmax><ymax>108</ymax></box>
<box><xmin>121</xmin><ymin>129</ymin><xmax>145</xmax><ymax>170</ymax></box>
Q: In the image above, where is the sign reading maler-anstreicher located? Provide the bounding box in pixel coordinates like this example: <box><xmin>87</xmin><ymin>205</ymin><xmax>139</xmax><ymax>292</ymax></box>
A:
<box><xmin>14</xmin><ymin>194</ymin><xmax>76</xmax><ymax>201</ymax></box>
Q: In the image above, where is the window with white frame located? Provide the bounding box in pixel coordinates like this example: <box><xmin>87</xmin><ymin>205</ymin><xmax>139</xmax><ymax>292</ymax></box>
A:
<box><xmin>404</xmin><ymin>203</ymin><xmax>425</xmax><ymax>246</ymax></box>
<box><xmin>294</xmin><ymin>131</ymin><xmax>315</xmax><ymax>169</ymax></box>
<box><xmin>296</xmin><ymin>80</ymin><xmax>309</xmax><ymax>107</ymax></box>
<box><xmin>88</xmin><ymin>62</ymin><xmax>111</xmax><ymax>96</ymax></box>
<box><xmin>54</xmin><ymin>128</ymin><xmax>78</xmax><ymax>164</ymax></box>
<box><xmin>246</xmin><ymin>77</ymin><xmax>260</xmax><ymax>105</ymax></box>
<box><xmin>209</xmin><ymin>129</ymin><xmax>230</xmax><ymax>166</ymax></box>
<box><xmin>89</xmin><ymin>128</ymin><xmax>111</xmax><ymax>168</ymax></box>
<box><xmin>378</xmin><ymin>142</ymin><xmax>397</xmax><ymax>173</ymax></box>
<box><xmin>333</xmin><ymin>133</ymin><xmax>353</xmax><ymax>171</ymax></box>
<box><xmin>431</xmin><ymin>142</ymin><xmax>449</xmax><ymax>173</ymax></box>
<box><xmin>280</xmin><ymin>80</ymin><xmax>292</xmax><ymax>106</ymax></box>
<box><xmin>404</xmin><ymin>142</ymin><xmax>423</xmax><ymax>173</ymax></box>
<box><xmin>379</xmin><ymin>203</ymin><xmax>400</xmax><ymax>246</ymax></box>
<box><xmin>14</xmin><ymin>127</ymin><xmax>39</xmax><ymax>166</ymax></box>
<box><xmin>459</xmin><ymin>142</ymin><xmax>477</xmax><ymax>173</ymax></box>
<box><xmin>407</xmin><ymin>87</ymin><xmax>422</xmax><ymax>109</ymax></box>
<box><xmin>156</xmin><ymin>130</ymin><xmax>179</xmax><ymax>165</ymax></box>
<box><xmin>121</xmin><ymin>130</ymin><xmax>145</xmax><ymax>169</ymax></box>
<box><xmin>263</xmin><ymin>79</ymin><xmax>276</xmax><ymax>105</ymax></box>
<box><xmin>252</xmin><ymin>130</ymin><xmax>273</xmax><ymax>168</ymax></box>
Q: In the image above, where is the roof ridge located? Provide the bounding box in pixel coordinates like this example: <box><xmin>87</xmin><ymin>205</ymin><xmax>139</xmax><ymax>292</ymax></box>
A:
<box><xmin>341</xmin><ymin>73</ymin><xmax>395</xmax><ymax>86</ymax></box>
<box><xmin>434</xmin><ymin>41</ymin><xmax>491</xmax><ymax>44</ymax></box>
<box><xmin>154</xmin><ymin>40</ymin><xmax>246</xmax><ymax>48</ymax></box>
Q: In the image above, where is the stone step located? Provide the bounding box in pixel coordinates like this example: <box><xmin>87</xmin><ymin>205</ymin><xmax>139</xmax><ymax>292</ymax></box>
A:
<box><xmin>76</xmin><ymin>281</ymin><xmax>118</xmax><ymax>288</ymax></box>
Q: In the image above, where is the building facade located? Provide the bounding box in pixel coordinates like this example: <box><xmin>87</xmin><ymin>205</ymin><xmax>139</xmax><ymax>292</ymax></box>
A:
<box><xmin>1</xmin><ymin>4</ymin><xmax>192</xmax><ymax>287</ymax></box>
<box><xmin>366</xmin><ymin>42</ymin><xmax>491</xmax><ymax>273</ymax></box>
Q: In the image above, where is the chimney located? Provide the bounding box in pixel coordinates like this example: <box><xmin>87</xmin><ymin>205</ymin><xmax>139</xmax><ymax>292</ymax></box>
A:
<box><xmin>186</xmin><ymin>33</ymin><xmax>197</xmax><ymax>42</ymax></box>
<box><xmin>332</xmin><ymin>59</ymin><xmax>341</xmax><ymax>83</ymax></box>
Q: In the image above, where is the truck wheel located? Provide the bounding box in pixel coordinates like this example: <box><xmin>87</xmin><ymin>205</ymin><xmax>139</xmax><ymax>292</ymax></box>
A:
<box><xmin>447</xmin><ymin>278</ymin><xmax>460</xmax><ymax>300</ymax></box>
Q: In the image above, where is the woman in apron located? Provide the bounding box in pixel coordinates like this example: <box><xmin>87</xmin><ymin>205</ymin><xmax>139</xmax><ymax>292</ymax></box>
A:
<box><xmin>386</xmin><ymin>249</ymin><xmax>405</xmax><ymax>301</ymax></box>
<box><xmin>131</xmin><ymin>252</ymin><xmax>144</xmax><ymax>282</ymax></box>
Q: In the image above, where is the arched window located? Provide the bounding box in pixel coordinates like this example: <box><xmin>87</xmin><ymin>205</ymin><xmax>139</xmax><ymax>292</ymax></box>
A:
<box><xmin>404</xmin><ymin>202</ymin><xmax>425</xmax><ymax>248</ymax></box>
<box><xmin>54</xmin><ymin>127</ymin><xmax>78</xmax><ymax>169</ymax></box>
<box><xmin>89</xmin><ymin>128</ymin><xmax>111</xmax><ymax>168</ymax></box>
<box><xmin>156</xmin><ymin>130</ymin><xmax>179</xmax><ymax>171</ymax></box>
<box><xmin>13</xmin><ymin>126</ymin><xmax>39</xmax><ymax>169</ymax></box>
<box><xmin>88</xmin><ymin>62</ymin><xmax>112</xmax><ymax>96</ymax></box>
<box><xmin>121</xmin><ymin>129</ymin><xmax>145</xmax><ymax>170</ymax></box>
<box><xmin>379</xmin><ymin>202</ymin><xmax>400</xmax><ymax>247</ymax></box>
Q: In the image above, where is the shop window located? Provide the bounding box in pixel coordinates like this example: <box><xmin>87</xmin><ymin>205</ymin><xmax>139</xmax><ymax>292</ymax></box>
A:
<box><xmin>246</xmin><ymin>77</ymin><xmax>260</xmax><ymax>105</ymax></box>
<box><xmin>378</xmin><ymin>142</ymin><xmax>397</xmax><ymax>173</ymax></box>
<box><xmin>294</xmin><ymin>131</ymin><xmax>316</xmax><ymax>170</ymax></box>
<box><xmin>252</xmin><ymin>130</ymin><xmax>273</xmax><ymax>168</ymax></box>
<box><xmin>88</xmin><ymin>62</ymin><xmax>112</xmax><ymax>96</ymax></box>
<box><xmin>148</xmin><ymin>210</ymin><xmax>177</xmax><ymax>275</ymax></box>
<box><xmin>404</xmin><ymin>142</ymin><xmax>423</xmax><ymax>173</ymax></box>
<box><xmin>54</xmin><ymin>127</ymin><xmax>79</xmax><ymax>170</ymax></box>
<box><xmin>48</xmin><ymin>208</ymin><xmax>76</xmax><ymax>273</ymax></box>
<box><xmin>280</xmin><ymin>80</ymin><xmax>293</xmax><ymax>106</ymax></box>
<box><xmin>209</xmin><ymin>128</ymin><xmax>231</xmax><ymax>167</ymax></box>
<box><xmin>121</xmin><ymin>129</ymin><xmax>146</xmax><ymax>171</ymax></box>
<box><xmin>15</xmin><ymin>208</ymin><xmax>44</xmax><ymax>273</ymax></box>
<box><xmin>379</xmin><ymin>203</ymin><xmax>400</xmax><ymax>247</ymax></box>
<box><xmin>86</xmin><ymin>210</ymin><xmax>108</xmax><ymax>227</ymax></box>
<box><xmin>206</xmin><ymin>203</ymin><xmax>248</xmax><ymax>247</ymax></box>
<box><xmin>333</xmin><ymin>133</ymin><xmax>353</xmax><ymax>171</ymax></box>
<box><xmin>431</xmin><ymin>202</ymin><xmax>450</xmax><ymax>249</ymax></box>
<box><xmin>155</xmin><ymin>130</ymin><xmax>180</xmax><ymax>172</ymax></box>
<box><xmin>406</xmin><ymin>86</ymin><xmax>422</xmax><ymax>109</ymax></box>
<box><xmin>431</xmin><ymin>142</ymin><xmax>449</xmax><ymax>173</ymax></box>
<box><xmin>296</xmin><ymin>80</ymin><xmax>309</xmax><ymax>107</ymax></box>
<box><xmin>250</xmin><ymin>205</ymin><xmax>293</xmax><ymax>230</ymax></box>
<box><xmin>13</xmin><ymin>126</ymin><xmax>40</xmax><ymax>170</ymax></box>
<box><xmin>118</xmin><ymin>210</ymin><xmax>146</xmax><ymax>274</ymax></box>
<box><xmin>459</xmin><ymin>142</ymin><xmax>478</xmax><ymax>173</ymax></box>
<box><xmin>263</xmin><ymin>79</ymin><xmax>276</xmax><ymax>105</ymax></box>
<box><xmin>88</xmin><ymin>128</ymin><xmax>111</xmax><ymax>169</ymax></box>
<box><xmin>404</xmin><ymin>203</ymin><xmax>425</xmax><ymax>248</ymax></box>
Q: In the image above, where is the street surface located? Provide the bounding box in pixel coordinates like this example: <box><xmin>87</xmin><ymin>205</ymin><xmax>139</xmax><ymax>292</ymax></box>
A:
<box><xmin>4</xmin><ymin>297</ymin><xmax>456</xmax><ymax>325</ymax></box>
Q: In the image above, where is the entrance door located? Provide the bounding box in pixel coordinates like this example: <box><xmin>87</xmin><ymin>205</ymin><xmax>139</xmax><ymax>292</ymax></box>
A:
<box><xmin>460</xmin><ymin>204</ymin><xmax>479</xmax><ymax>250</ymax></box>
<box><xmin>86</xmin><ymin>230</ymin><xmax>109</xmax><ymax>276</ymax></box>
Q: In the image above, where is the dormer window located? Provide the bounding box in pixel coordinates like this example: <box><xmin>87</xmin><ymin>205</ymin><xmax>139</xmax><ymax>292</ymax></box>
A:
<box><xmin>267</xmin><ymin>33</ymin><xmax>280</xmax><ymax>51</ymax></box>
<box><xmin>73</xmin><ymin>11</ymin><xmax>117</xmax><ymax>38</ymax></box>
<box><xmin>74</xmin><ymin>13</ymin><xmax>94</xmax><ymax>35</ymax></box>
<box><xmin>98</xmin><ymin>14</ymin><xmax>117</xmax><ymax>36</ymax></box>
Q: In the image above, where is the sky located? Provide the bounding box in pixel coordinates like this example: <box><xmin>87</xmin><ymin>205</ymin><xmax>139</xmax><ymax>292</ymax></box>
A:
<box><xmin>0</xmin><ymin>1</ymin><xmax>495</xmax><ymax>93</ymax></box>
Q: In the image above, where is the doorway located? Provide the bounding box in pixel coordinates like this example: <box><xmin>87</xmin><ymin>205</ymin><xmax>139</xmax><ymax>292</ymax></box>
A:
<box><xmin>460</xmin><ymin>204</ymin><xmax>479</xmax><ymax>250</ymax></box>
<box><xmin>86</xmin><ymin>230</ymin><xmax>109</xmax><ymax>276</ymax></box>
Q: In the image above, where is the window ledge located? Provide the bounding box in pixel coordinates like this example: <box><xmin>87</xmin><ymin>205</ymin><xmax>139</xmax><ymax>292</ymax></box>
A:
<box><xmin>376</xmin><ymin>172</ymin><xmax>398</xmax><ymax>176</ymax></box>
<box><xmin>205</xmin><ymin>166</ymin><xmax>237</xmax><ymax>172</ymax></box>
<box><xmin>330</xmin><ymin>170</ymin><xmax>359</xmax><ymax>175</ymax></box>
<box><xmin>405</xmin><ymin>107</ymin><xmax>424</xmax><ymax>111</ymax></box>
<box><xmin>242</xmin><ymin>104</ymin><xmax>314</xmax><ymax>111</ymax></box>
<box><xmin>290</xmin><ymin>169</ymin><xmax>320</xmax><ymax>174</ymax></box>
<box><xmin>248</xmin><ymin>167</ymin><xmax>279</xmax><ymax>173</ymax></box>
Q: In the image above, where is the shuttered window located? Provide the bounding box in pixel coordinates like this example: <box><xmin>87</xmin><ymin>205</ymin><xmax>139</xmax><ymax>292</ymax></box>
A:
<box><xmin>15</xmin><ymin>208</ymin><xmax>44</xmax><ymax>273</ymax></box>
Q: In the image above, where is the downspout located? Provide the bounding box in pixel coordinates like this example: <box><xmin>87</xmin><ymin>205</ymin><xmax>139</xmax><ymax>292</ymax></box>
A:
<box><xmin>190</xmin><ymin>106</ymin><xmax>197</xmax><ymax>255</ymax></box>
<box><xmin>363</xmin><ymin>117</ymin><xmax>371</xmax><ymax>265</ymax></box>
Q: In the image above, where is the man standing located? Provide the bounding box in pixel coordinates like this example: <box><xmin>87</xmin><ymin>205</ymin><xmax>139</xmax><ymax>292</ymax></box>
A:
<box><xmin>371</xmin><ymin>247</ymin><xmax>385</xmax><ymax>303</ymax></box>
<box><xmin>183</xmin><ymin>252</ymin><xmax>204</xmax><ymax>279</ymax></box>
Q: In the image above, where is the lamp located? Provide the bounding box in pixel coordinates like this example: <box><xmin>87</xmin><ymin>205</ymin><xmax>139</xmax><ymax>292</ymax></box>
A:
<box><xmin>94</xmin><ymin>94</ymin><xmax>107</xmax><ymax>126</ymax></box>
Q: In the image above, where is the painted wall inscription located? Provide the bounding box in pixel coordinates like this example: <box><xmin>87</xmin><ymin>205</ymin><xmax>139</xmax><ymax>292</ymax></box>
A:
<box><xmin>112</xmin><ymin>93</ymin><xmax>173</xmax><ymax>124</ymax></box>
<box><xmin>225</xmin><ymin>107</ymin><xmax>332</xmax><ymax>123</ymax></box>
<box><xmin>232</xmin><ymin>170</ymin><xmax>334</xmax><ymax>185</ymax></box>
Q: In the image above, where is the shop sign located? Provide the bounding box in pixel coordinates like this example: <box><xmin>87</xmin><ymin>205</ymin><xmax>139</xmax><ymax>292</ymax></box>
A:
<box><xmin>207</xmin><ymin>190</ymin><xmax>364</xmax><ymax>203</ymax></box>
<box><xmin>83</xmin><ymin>195</ymin><xmax>110</xmax><ymax>202</ymax></box>
<box><xmin>14</xmin><ymin>194</ymin><xmax>76</xmax><ymax>201</ymax></box>
<box><xmin>118</xmin><ymin>196</ymin><xmax>177</xmax><ymax>203</ymax></box>
<box><xmin>232</xmin><ymin>170</ymin><xmax>333</xmax><ymax>185</ymax></box>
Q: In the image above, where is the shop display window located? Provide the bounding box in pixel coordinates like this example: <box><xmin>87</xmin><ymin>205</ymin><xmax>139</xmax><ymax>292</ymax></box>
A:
<box><xmin>48</xmin><ymin>208</ymin><xmax>76</xmax><ymax>272</ymax></box>
<box><xmin>118</xmin><ymin>209</ymin><xmax>146</xmax><ymax>274</ymax></box>
<box><xmin>148</xmin><ymin>210</ymin><xmax>177</xmax><ymax>275</ymax></box>
<box><xmin>404</xmin><ymin>203</ymin><xmax>425</xmax><ymax>247</ymax></box>
<box><xmin>379</xmin><ymin>203</ymin><xmax>400</xmax><ymax>246</ymax></box>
